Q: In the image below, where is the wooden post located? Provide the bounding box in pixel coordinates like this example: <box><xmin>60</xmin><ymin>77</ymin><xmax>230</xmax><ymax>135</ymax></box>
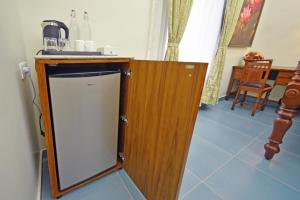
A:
<box><xmin>264</xmin><ymin>61</ymin><xmax>300</xmax><ymax>160</ymax></box>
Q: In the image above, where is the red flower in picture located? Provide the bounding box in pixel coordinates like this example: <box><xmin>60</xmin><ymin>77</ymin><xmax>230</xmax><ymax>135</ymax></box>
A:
<box><xmin>240</xmin><ymin>5</ymin><xmax>252</xmax><ymax>25</ymax></box>
<box><xmin>250</xmin><ymin>0</ymin><xmax>262</xmax><ymax>13</ymax></box>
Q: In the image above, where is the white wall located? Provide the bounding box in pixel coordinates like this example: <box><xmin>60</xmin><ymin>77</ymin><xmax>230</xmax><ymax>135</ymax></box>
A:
<box><xmin>18</xmin><ymin>0</ymin><xmax>153</xmax><ymax>66</ymax></box>
<box><xmin>0</xmin><ymin>0</ymin><xmax>40</xmax><ymax>199</ymax></box>
<box><xmin>251</xmin><ymin>0</ymin><xmax>300</xmax><ymax>67</ymax></box>
<box><xmin>219</xmin><ymin>48</ymin><xmax>248</xmax><ymax>97</ymax></box>
<box><xmin>16</xmin><ymin>0</ymin><xmax>154</xmax><ymax>148</ymax></box>
<box><xmin>220</xmin><ymin>0</ymin><xmax>300</xmax><ymax>100</ymax></box>
<box><xmin>0</xmin><ymin>1</ymin><xmax>158</xmax><ymax>198</ymax></box>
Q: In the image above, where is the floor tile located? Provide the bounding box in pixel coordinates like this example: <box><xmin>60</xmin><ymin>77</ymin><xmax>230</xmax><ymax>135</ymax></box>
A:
<box><xmin>61</xmin><ymin>174</ymin><xmax>134</xmax><ymax>200</ymax></box>
<box><xmin>199</xmin><ymin>108</ymin><xmax>269</xmax><ymax>138</ymax></box>
<box><xmin>224</xmin><ymin>96</ymin><xmax>279</xmax><ymax>112</ymax></box>
<box><xmin>196</xmin><ymin>117</ymin><xmax>252</xmax><ymax>154</ymax></box>
<box><xmin>206</xmin><ymin>159</ymin><xmax>300</xmax><ymax>200</ymax></box>
<box><xmin>179</xmin><ymin>169</ymin><xmax>201</xmax><ymax>198</ymax></box>
<box><xmin>42</xmin><ymin>160</ymin><xmax>52</xmax><ymax>200</ymax></box>
<box><xmin>40</xmin><ymin>98</ymin><xmax>299</xmax><ymax>200</ymax></box>
<box><xmin>289</xmin><ymin>120</ymin><xmax>300</xmax><ymax>135</ymax></box>
<box><xmin>215</xmin><ymin>100</ymin><xmax>277</xmax><ymax>125</ymax></box>
<box><xmin>186</xmin><ymin>134</ymin><xmax>232</xmax><ymax>180</ymax></box>
<box><xmin>42</xmin><ymin>155</ymin><xmax>135</xmax><ymax>200</ymax></box>
<box><xmin>237</xmin><ymin>139</ymin><xmax>300</xmax><ymax>191</ymax></box>
<box><xmin>220</xmin><ymin>98</ymin><xmax>300</xmax><ymax>132</ymax></box>
<box><xmin>260</xmin><ymin>129</ymin><xmax>300</xmax><ymax>156</ymax></box>
<box><xmin>295</xmin><ymin>113</ymin><xmax>300</xmax><ymax>122</ymax></box>
<box><xmin>192</xmin><ymin>113</ymin><xmax>202</xmax><ymax>135</ymax></box>
<box><xmin>182</xmin><ymin>183</ymin><xmax>221</xmax><ymax>200</ymax></box>
<box><xmin>261</xmin><ymin>104</ymin><xmax>279</xmax><ymax>116</ymax></box>
<box><xmin>223</xmin><ymin>97</ymin><xmax>300</xmax><ymax>135</ymax></box>
<box><xmin>189</xmin><ymin>99</ymin><xmax>300</xmax><ymax>200</ymax></box>
<box><xmin>119</xmin><ymin>170</ymin><xmax>146</xmax><ymax>200</ymax></box>
<box><xmin>281</xmin><ymin>133</ymin><xmax>300</xmax><ymax>156</ymax></box>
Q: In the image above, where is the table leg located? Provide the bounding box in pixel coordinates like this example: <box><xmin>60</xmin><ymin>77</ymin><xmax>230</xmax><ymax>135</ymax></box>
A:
<box><xmin>264</xmin><ymin>104</ymin><xmax>297</xmax><ymax>160</ymax></box>
<box><xmin>225</xmin><ymin>76</ymin><xmax>235</xmax><ymax>100</ymax></box>
<box><xmin>264</xmin><ymin>62</ymin><xmax>300</xmax><ymax>160</ymax></box>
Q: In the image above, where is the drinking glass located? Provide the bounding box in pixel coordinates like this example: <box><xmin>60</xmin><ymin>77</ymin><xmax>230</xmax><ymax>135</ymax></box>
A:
<box><xmin>44</xmin><ymin>37</ymin><xmax>58</xmax><ymax>51</ymax></box>
<box><xmin>58</xmin><ymin>38</ymin><xmax>70</xmax><ymax>51</ymax></box>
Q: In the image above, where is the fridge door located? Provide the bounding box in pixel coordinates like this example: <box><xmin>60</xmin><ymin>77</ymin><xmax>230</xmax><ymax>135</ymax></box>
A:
<box><xmin>48</xmin><ymin>70</ymin><xmax>120</xmax><ymax>190</ymax></box>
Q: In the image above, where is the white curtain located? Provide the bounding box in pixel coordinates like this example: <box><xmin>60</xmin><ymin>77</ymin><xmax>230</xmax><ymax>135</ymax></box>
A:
<box><xmin>179</xmin><ymin>0</ymin><xmax>225</xmax><ymax>77</ymax></box>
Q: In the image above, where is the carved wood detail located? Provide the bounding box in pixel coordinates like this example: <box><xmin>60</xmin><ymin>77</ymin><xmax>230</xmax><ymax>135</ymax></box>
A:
<box><xmin>264</xmin><ymin>61</ymin><xmax>300</xmax><ymax>160</ymax></box>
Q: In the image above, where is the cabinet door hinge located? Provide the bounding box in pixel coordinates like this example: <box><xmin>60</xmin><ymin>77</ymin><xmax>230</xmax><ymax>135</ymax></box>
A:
<box><xmin>120</xmin><ymin>115</ymin><xmax>128</xmax><ymax>124</ymax></box>
<box><xmin>119</xmin><ymin>152</ymin><xmax>125</xmax><ymax>161</ymax></box>
<box><xmin>122</xmin><ymin>70</ymin><xmax>131</xmax><ymax>78</ymax></box>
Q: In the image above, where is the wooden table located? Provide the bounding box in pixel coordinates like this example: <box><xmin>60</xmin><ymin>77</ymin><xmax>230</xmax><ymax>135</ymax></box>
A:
<box><xmin>225</xmin><ymin>66</ymin><xmax>296</xmax><ymax>100</ymax></box>
<box><xmin>264</xmin><ymin>62</ymin><xmax>300</xmax><ymax>159</ymax></box>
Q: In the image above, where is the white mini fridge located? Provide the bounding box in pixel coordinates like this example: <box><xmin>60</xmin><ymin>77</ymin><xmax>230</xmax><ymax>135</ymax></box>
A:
<box><xmin>48</xmin><ymin>69</ymin><xmax>121</xmax><ymax>190</ymax></box>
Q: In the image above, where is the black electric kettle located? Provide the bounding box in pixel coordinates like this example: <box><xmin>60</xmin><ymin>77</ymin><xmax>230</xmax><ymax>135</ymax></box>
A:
<box><xmin>41</xmin><ymin>20</ymin><xmax>69</xmax><ymax>44</ymax></box>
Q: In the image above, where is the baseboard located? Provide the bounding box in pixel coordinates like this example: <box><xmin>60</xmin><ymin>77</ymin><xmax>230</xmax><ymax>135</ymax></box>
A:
<box><xmin>36</xmin><ymin>149</ymin><xmax>45</xmax><ymax>200</ymax></box>
<box><xmin>218</xmin><ymin>96</ymin><xmax>227</xmax><ymax>101</ymax></box>
<box><xmin>199</xmin><ymin>96</ymin><xmax>226</xmax><ymax>109</ymax></box>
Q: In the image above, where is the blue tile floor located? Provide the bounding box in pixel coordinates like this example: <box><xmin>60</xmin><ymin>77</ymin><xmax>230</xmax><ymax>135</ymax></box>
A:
<box><xmin>180</xmin><ymin>99</ymin><xmax>300</xmax><ymax>200</ymax></box>
<box><xmin>41</xmin><ymin>152</ymin><xmax>145</xmax><ymax>200</ymax></box>
<box><xmin>42</xmin><ymin>98</ymin><xmax>300</xmax><ymax>200</ymax></box>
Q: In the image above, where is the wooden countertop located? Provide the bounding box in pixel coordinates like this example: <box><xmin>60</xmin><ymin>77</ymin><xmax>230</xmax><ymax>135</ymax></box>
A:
<box><xmin>233</xmin><ymin>65</ymin><xmax>296</xmax><ymax>72</ymax></box>
<box><xmin>35</xmin><ymin>55</ymin><xmax>133</xmax><ymax>60</ymax></box>
<box><xmin>35</xmin><ymin>55</ymin><xmax>133</xmax><ymax>64</ymax></box>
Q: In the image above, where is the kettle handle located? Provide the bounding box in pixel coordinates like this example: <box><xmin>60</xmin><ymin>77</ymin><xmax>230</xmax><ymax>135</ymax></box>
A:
<box><xmin>57</xmin><ymin>21</ymin><xmax>69</xmax><ymax>39</ymax></box>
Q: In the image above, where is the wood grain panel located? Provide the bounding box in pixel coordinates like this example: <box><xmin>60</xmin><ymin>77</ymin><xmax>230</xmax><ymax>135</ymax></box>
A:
<box><xmin>36</xmin><ymin>58</ymin><xmax>131</xmax><ymax>64</ymax></box>
<box><xmin>123</xmin><ymin>60</ymin><xmax>207</xmax><ymax>200</ymax></box>
<box><xmin>36</xmin><ymin>62</ymin><xmax>61</xmax><ymax>197</ymax></box>
<box><xmin>277</xmin><ymin>71</ymin><xmax>295</xmax><ymax>78</ymax></box>
<box><xmin>118</xmin><ymin>62</ymin><xmax>130</xmax><ymax>154</ymax></box>
<box><xmin>233</xmin><ymin>65</ymin><xmax>296</xmax><ymax>72</ymax></box>
<box><xmin>232</xmin><ymin>68</ymin><xmax>243</xmax><ymax>80</ymax></box>
<box><xmin>275</xmin><ymin>71</ymin><xmax>295</xmax><ymax>86</ymax></box>
<box><xmin>275</xmin><ymin>78</ymin><xmax>293</xmax><ymax>86</ymax></box>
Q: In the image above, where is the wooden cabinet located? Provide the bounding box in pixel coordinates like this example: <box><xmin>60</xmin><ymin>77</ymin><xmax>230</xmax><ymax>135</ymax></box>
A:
<box><xmin>35</xmin><ymin>57</ymin><xmax>207</xmax><ymax>200</ymax></box>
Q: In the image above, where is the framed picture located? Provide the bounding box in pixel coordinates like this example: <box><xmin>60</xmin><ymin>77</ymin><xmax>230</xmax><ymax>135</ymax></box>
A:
<box><xmin>229</xmin><ymin>0</ymin><xmax>265</xmax><ymax>47</ymax></box>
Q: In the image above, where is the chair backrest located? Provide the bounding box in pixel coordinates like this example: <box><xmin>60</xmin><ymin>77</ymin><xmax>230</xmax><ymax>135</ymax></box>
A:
<box><xmin>241</xmin><ymin>59</ymin><xmax>273</xmax><ymax>87</ymax></box>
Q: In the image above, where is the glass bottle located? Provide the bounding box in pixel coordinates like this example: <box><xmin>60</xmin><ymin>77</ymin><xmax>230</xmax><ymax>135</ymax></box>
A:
<box><xmin>69</xmin><ymin>9</ymin><xmax>79</xmax><ymax>50</ymax></box>
<box><xmin>80</xmin><ymin>11</ymin><xmax>92</xmax><ymax>41</ymax></box>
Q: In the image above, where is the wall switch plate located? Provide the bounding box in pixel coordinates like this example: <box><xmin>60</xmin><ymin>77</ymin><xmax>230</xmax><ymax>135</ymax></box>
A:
<box><xmin>19</xmin><ymin>61</ymin><xmax>31</xmax><ymax>79</ymax></box>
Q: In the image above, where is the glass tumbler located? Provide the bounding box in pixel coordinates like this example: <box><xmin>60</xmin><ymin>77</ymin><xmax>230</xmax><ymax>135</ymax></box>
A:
<box><xmin>44</xmin><ymin>37</ymin><xmax>58</xmax><ymax>51</ymax></box>
<box><xmin>58</xmin><ymin>38</ymin><xmax>70</xmax><ymax>51</ymax></box>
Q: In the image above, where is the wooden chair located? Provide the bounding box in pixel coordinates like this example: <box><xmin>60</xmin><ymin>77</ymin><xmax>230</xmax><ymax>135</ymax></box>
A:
<box><xmin>231</xmin><ymin>59</ymin><xmax>273</xmax><ymax>116</ymax></box>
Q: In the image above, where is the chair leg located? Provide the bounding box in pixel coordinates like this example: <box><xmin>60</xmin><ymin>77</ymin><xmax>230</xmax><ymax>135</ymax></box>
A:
<box><xmin>240</xmin><ymin>91</ymin><xmax>247</xmax><ymax>106</ymax></box>
<box><xmin>261</xmin><ymin>91</ymin><xmax>271</xmax><ymax>111</ymax></box>
<box><xmin>251</xmin><ymin>92</ymin><xmax>263</xmax><ymax>116</ymax></box>
<box><xmin>231</xmin><ymin>88</ymin><xmax>241</xmax><ymax>110</ymax></box>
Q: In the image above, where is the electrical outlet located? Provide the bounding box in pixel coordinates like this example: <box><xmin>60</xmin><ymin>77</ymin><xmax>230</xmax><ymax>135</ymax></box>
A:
<box><xmin>19</xmin><ymin>61</ymin><xmax>31</xmax><ymax>79</ymax></box>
